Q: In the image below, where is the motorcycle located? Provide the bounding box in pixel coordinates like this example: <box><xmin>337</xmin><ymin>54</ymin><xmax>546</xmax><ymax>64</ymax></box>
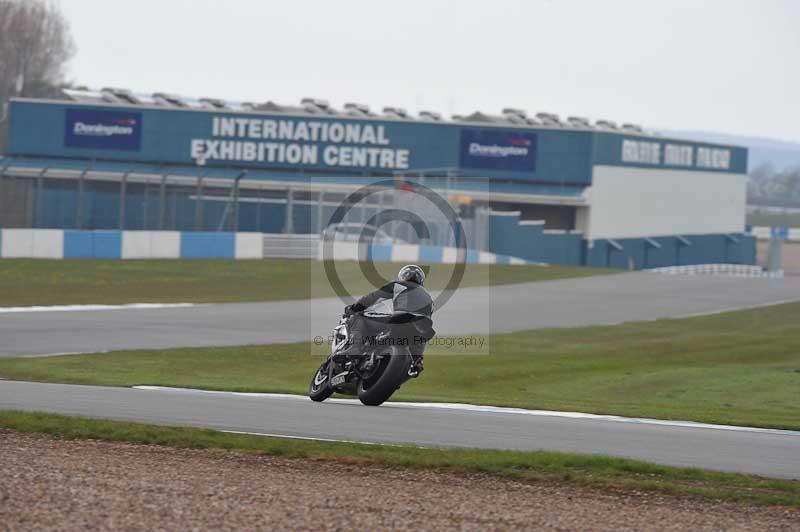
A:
<box><xmin>308</xmin><ymin>312</ymin><xmax>422</xmax><ymax>406</ymax></box>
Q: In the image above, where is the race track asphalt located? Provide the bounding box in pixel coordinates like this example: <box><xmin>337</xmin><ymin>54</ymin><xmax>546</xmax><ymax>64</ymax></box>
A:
<box><xmin>1</xmin><ymin>380</ymin><xmax>798</xmax><ymax>479</ymax></box>
<box><xmin>2</xmin><ymin>272</ymin><xmax>800</xmax><ymax>357</ymax></box>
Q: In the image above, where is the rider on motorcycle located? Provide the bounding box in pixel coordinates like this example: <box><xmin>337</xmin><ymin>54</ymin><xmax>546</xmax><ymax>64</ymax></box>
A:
<box><xmin>339</xmin><ymin>264</ymin><xmax>435</xmax><ymax>375</ymax></box>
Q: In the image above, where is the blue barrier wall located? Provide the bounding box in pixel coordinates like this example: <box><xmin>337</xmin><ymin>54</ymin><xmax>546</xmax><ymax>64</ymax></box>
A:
<box><xmin>487</xmin><ymin>213</ymin><xmax>584</xmax><ymax>265</ymax></box>
<box><xmin>584</xmin><ymin>234</ymin><xmax>756</xmax><ymax>269</ymax></box>
<box><xmin>63</xmin><ymin>230</ymin><xmax>93</xmax><ymax>258</ymax></box>
<box><xmin>63</xmin><ymin>230</ymin><xmax>121</xmax><ymax>258</ymax></box>
<box><xmin>61</xmin><ymin>230</ymin><xmax>122</xmax><ymax>259</ymax></box>
<box><xmin>180</xmin><ymin>232</ymin><xmax>235</xmax><ymax>258</ymax></box>
<box><xmin>487</xmin><ymin>212</ymin><xmax>756</xmax><ymax>268</ymax></box>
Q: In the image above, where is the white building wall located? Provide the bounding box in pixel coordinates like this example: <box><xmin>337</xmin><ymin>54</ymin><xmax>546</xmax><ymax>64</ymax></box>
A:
<box><xmin>584</xmin><ymin>166</ymin><xmax>747</xmax><ymax>240</ymax></box>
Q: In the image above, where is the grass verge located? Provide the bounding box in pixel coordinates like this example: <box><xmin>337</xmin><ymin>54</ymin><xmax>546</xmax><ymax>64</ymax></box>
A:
<box><xmin>748</xmin><ymin>212</ymin><xmax>800</xmax><ymax>228</ymax></box>
<box><xmin>1</xmin><ymin>302</ymin><xmax>799</xmax><ymax>430</ymax></box>
<box><xmin>1</xmin><ymin>410</ymin><xmax>798</xmax><ymax>507</ymax></box>
<box><xmin>0</xmin><ymin>258</ymin><xmax>613</xmax><ymax>307</ymax></box>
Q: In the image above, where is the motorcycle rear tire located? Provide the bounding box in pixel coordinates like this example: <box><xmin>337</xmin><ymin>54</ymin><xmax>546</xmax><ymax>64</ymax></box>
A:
<box><xmin>357</xmin><ymin>347</ymin><xmax>411</xmax><ymax>406</ymax></box>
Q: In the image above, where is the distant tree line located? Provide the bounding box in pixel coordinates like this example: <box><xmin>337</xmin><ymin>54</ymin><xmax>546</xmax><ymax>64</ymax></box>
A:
<box><xmin>749</xmin><ymin>164</ymin><xmax>800</xmax><ymax>201</ymax></box>
<box><xmin>0</xmin><ymin>0</ymin><xmax>75</xmax><ymax>153</ymax></box>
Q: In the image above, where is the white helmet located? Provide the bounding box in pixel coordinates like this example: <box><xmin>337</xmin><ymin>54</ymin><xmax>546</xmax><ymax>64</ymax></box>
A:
<box><xmin>397</xmin><ymin>264</ymin><xmax>425</xmax><ymax>285</ymax></box>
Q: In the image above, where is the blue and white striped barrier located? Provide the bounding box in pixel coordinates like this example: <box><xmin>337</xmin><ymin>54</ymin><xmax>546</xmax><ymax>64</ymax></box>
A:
<box><xmin>0</xmin><ymin>229</ymin><xmax>264</xmax><ymax>260</ymax></box>
<box><xmin>0</xmin><ymin>229</ymin><xmax>537</xmax><ymax>265</ymax></box>
<box><xmin>317</xmin><ymin>240</ymin><xmax>537</xmax><ymax>265</ymax></box>
<box><xmin>747</xmin><ymin>226</ymin><xmax>800</xmax><ymax>241</ymax></box>
<box><xmin>647</xmin><ymin>263</ymin><xmax>783</xmax><ymax>278</ymax></box>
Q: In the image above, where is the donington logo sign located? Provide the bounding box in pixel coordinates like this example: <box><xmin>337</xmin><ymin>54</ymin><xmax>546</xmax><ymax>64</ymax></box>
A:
<box><xmin>64</xmin><ymin>109</ymin><xmax>142</xmax><ymax>151</ymax></box>
<box><xmin>459</xmin><ymin>129</ymin><xmax>537</xmax><ymax>172</ymax></box>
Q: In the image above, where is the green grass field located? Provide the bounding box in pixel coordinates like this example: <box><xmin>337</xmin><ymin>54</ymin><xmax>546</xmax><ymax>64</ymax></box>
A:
<box><xmin>2</xmin><ymin>302</ymin><xmax>798</xmax><ymax>430</ymax></box>
<box><xmin>2</xmin><ymin>411</ymin><xmax>798</xmax><ymax>507</ymax></box>
<box><xmin>747</xmin><ymin>212</ymin><xmax>800</xmax><ymax>228</ymax></box>
<box><xmin>0</xmin><ymin>259</ymin><xmax>613</xmax><ymax>307</ymax></box>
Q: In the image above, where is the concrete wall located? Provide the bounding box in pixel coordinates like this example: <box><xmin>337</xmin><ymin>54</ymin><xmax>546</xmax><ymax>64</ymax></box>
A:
<box><xmin>585</xmin><ymin>166</ymin><xmax>747</xmax><ymax>240</ymax></box>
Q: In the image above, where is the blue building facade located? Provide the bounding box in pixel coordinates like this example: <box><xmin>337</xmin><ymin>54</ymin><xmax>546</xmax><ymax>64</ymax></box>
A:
<box><xmin>0</xmin><ymin>97</ymin><xmax>754</xmax><ymax>267</ymax></box>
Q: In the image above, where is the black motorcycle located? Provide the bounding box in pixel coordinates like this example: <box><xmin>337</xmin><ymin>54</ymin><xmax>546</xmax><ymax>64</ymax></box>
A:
<box><xmin>308</xmin><ymin>312</ymin><xmax>421</xmax><ymax>406</ymax></box>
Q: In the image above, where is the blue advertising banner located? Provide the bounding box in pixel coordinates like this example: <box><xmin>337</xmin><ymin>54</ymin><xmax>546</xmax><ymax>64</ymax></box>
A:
<box><xmin>64</xmin><ymin>108</ymin><xmax>142</xmax><ymax>151</ymax></box>
<box><xmin>459</xmin><ymin>129</ymin><xmax>537</xmax><ymax>172</ymax></box>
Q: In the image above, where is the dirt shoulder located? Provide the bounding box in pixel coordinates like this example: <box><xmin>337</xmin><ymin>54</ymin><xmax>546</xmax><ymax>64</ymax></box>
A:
<box><xmin>1</xmin><ymin>430</ymin><xmax>798</xmax><ymax>531</ymax></box>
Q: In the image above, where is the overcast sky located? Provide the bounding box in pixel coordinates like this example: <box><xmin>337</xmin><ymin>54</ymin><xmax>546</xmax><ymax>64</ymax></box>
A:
<box><xmin>59</xmin><ymin>0</ymin><xmax>799</xmax><ymax>142</ymax></box>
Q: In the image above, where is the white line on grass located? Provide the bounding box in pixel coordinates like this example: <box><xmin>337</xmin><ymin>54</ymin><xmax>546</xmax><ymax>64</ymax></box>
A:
<box><xmin>0</xmin><ymin>303</ymin><xmax>198</xmax><ymax>314</ymax></box>
<box><xmin>220</xmin><ymin>430</ymin><xmax>403</xmax><ymax>446</ymax></box>
<box><xmin>133</xmin><ymin>386</ymin><xmax>800</xmax><ymax>437</ymax></box>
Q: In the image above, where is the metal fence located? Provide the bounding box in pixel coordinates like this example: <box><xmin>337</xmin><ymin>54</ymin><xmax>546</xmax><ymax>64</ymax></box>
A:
<box><xmin>0</xmin><ymin>167</ymin><xmax>493</xmax><ymax>251</ymax></box>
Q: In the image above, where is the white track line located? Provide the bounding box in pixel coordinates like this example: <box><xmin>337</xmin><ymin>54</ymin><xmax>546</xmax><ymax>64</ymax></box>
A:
<box><xmin>17</xmin><ymin>350</ymin><xmax>110</xmax><ymax>359</ymax></box>
<box><xmin>133</xmin><ymin>386</ymin><xmax>800</xmax><ymax>437</ymax></box>
<box><xmin>677</xmin><ymin>297</ymin><xmax>800</xmax><ymax>319</ymax></box>
<box><xmin>0</xmin><ymin>303</ymin><xmax>198</xmax><ymax>314</ymax></box>
<box><xmin>221</xmin><ymin>430</ymin><xmax>402</xmax><ymax>446</ymax></box>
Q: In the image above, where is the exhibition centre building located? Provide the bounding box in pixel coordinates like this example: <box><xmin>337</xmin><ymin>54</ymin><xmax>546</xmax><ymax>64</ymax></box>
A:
<box><xmin>0</xmin><ymin>89</ymin><xmax>753</xmax><ymax>267</ymax></box>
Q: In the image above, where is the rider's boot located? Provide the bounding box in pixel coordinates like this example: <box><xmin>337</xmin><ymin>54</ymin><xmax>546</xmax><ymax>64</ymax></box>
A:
<box><xmin>408</xmin><ymin>355</ymin><xmax>424</xmax><ymax>378</ymax></box>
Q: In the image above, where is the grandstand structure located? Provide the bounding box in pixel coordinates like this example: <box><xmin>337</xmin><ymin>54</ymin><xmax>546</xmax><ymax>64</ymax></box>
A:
<box><xmin>0</xmin><ymin>88</ymin><xmax>754</xmax><ymax>267</ymax></box>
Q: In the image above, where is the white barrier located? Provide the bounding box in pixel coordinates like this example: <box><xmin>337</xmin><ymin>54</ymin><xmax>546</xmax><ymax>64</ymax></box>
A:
<box><xmin>235</xmin><ymin>233</ymin><xmax>264</xmax><ymax>259</ymax></box>
<box><xmin>262</xmin><ymin>234</ymin><xmax>318</xmax><ymax>259</ymax></box>
<box><xmin>1</xmin><ymin>229</ymin><xmax>64</xmax><ymax>258</ymax></box>
<box><xmin>748</xmin><ymin>226</ymin><xmax>800</xmax><ymax>242</ymax></box>
<box><xmin>122</xmin><ymin>231</ymin><xmax>180</xmax><ymax>259</ymax></box>
<box><xmin>479</xmin><ymin>251</ymin><xmax>496</xmax><ymax>264</ymax></box>
<box><xmin>319</xmin><ymin>241</ymin><xmax>361</xmax><ymax>262</ymax></box>
<box><xmin>440</xmin><ymin>247</ymin><xmax>459</xmax><ymax>264</ymax></box>
<box><xmin>648</xmin><ymin>263</ymin><xmax>783</xmax><ymax>278</ymax></box>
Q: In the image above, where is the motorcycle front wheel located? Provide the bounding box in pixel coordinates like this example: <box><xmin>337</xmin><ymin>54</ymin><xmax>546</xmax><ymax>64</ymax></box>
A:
<box><xmin>308</xmin><ymin>360</ymin><xmax>334</xmax><ymax>402</ymax></box>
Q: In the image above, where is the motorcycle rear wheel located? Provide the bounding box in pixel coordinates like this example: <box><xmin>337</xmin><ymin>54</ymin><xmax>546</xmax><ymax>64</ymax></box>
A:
<box><xmin>357</xmin><ymin>347</ymin><xmax>411</xmax><ymax>406</ymax></box>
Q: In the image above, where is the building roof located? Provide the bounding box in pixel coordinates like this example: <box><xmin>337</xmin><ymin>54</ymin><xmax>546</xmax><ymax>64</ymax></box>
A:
<box><xmin>59</xmin><ymin>87</ymin><xmax>648</xmax><ymax>134</ymax></box>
